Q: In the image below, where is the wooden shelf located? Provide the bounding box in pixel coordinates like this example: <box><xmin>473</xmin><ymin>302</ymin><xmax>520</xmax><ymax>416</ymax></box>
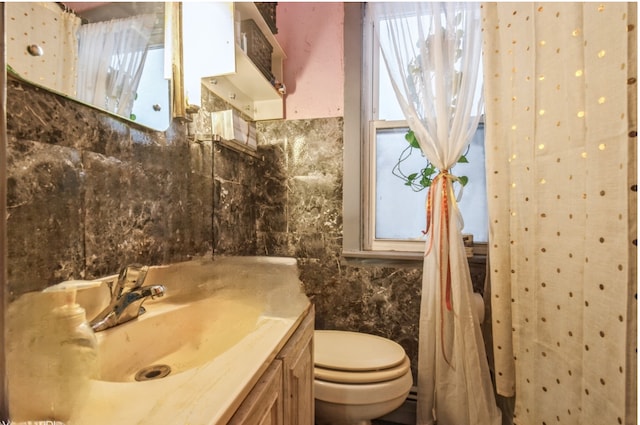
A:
<box><xmin>199</xmin><ymin>2</ymin><xmax>285</xmax><ymax>121</ymax></box>
<box><xmin>202</xmin><ymin>45</ymin><xmax>283</xmax><ymax>120</ymax></box>
<box><xmin>236</xmin><ymin>2</ymin><xmax>286</xmax><ymax>67</ymax></box>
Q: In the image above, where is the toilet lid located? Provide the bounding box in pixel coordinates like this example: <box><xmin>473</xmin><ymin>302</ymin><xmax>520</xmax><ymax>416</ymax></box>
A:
<box><xmin>314</xmin><ymin>330</ymin><xmax>406</xmax><ymax>371</ymax></box>
<box><xmin>315</xmin><ymin>355</ymin><xmax>411</xmax><ymax>384</ymax></box>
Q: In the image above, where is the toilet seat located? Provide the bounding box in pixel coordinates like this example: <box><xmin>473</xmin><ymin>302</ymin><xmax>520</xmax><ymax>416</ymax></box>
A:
<box><xmin>313</xmin><ymin>330</ymin><xmax>414</xmax><ymax>419</ymax></box>
<box><xmin>314</xmin><ymin>330</ymin><xmax>406</xmax><ymax>371</ymax></box>
<box><xmin>315</xmin><ymin>355</ymin><xmax>410</xmax><ymax>384</ymax></box>
<box><xmin>315</xmin><ymin>368</ymin><xmax>413</xmax><ymax>405</ymax></box>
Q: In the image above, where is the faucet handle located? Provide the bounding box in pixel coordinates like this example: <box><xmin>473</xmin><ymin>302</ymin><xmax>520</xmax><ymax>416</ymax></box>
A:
<box><xmin>114</xmin><ymin>264</ymin><xmax>149</xmax><ymax>297</ymax></box>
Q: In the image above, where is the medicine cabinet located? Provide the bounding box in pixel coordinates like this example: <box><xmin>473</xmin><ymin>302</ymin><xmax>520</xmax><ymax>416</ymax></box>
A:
<box><xmin>182</xmin><ymin>2</ymin><xmax>286</xmax><ymax>121</ymax></box>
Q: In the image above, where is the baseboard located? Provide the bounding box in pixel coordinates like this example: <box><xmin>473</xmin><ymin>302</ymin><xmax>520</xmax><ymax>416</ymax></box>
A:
<box><xmin>377</xmin><ymin>386</ymin><xmax>417</xmax><ymax>425</ymax></box>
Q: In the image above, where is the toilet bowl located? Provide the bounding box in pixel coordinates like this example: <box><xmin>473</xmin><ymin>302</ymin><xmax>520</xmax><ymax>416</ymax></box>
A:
<box><xmin>472</xmin><ymin>292</ymin><xmax>485</xmax><ymax>324</ymax></box>
<box><xmin>314</xmin><ymin>330</ymin><xmax>413</xmax><ymax>425</ymax></box>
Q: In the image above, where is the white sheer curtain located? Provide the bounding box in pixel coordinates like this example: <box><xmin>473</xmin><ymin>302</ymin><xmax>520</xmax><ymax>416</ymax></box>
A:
<box><xmin>371</xmin><ymin>3</ymin><xmax>501</xmax><ymax>425</ymax></box>
<box><xmin>77</xmin><ymin>15</ymin><xmax>155</xmax><ymax>117</ymax></box>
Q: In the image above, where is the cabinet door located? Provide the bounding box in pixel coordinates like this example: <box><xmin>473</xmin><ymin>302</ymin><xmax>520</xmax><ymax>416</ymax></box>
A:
<box><xmin>277</xmin><ymin>305</ymin><xmax>315</xmax><ymax>425</ymax></box>
<box><xmin>228</xmin><ymin>359</ymin><xmax>284</xmax><ymax>425</ymax></box>
<box><xmin>182</xmin><ymin>2</ymin><xmax>235</xmax><ymax>106</ymax></box>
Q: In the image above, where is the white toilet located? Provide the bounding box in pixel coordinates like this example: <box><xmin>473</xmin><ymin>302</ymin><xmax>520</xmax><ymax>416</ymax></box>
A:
<box><xmin>313</xmin><ymin>330</ymin><xmax>413</xmax><ymax>425</ymax></box>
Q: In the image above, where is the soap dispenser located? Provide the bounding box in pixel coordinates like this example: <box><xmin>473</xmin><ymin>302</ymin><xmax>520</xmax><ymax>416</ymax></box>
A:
<box><xmin>8</xmin><ymin>288</ymin><xmax>98</xmax><ymax>422</ymax></box>
<box><xmin>48</xmin><ymin>288</ymin><xmax>99</xmax><ymax>420</ymax></box>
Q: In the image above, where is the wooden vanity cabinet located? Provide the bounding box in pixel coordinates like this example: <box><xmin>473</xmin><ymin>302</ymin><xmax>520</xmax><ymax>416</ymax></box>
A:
<box><xmin>277</xmin><ymin>304</ymin><xmax>314</xmax><ymax>425</ymax></box>
<box><xmin>228</xmin><ymin>360</ymin><xmax>284</xmax><ymax>425</ymax></box>
<box><xmin>228</xmin><ymin>305</ymin><xmax>315</xmax><ymax>425</ymax></box>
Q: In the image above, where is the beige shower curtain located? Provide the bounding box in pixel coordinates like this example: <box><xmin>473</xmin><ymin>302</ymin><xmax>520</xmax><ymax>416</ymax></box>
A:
<box><xmin>482</xmin><ymin>3</ymin><xmax>637</xmax><ymax>424</ymax></box>
<box><xmin>5</xmin><ymin>3</ymin><xmax>80</xmax><ymax>95</ymax></box>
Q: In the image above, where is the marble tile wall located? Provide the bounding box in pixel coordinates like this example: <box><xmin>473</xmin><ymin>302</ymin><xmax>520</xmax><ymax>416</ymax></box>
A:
<box><xmin>195</xmin><ymin>87</ymin><xmax>261</xmax><ymax>256</ymax></box>
<box><xmin>6</xmin><ymin>79</ymin><xmax>487</xmax><ymax>385</ymax></box>
<box><xmin>6</xmin><ymin>77</ymin><xmax>214</xmax><ymax>299</ymax></box>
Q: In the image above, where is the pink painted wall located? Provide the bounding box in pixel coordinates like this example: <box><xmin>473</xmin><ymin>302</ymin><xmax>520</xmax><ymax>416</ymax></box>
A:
<box><xmin>275</xmin><ymin>2</ymin><xmax>345</xmax><ymax>120</ymax></box>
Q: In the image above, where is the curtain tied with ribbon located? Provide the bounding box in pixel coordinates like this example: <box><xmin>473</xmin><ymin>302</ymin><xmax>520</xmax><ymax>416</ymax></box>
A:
<box><xmin>371</xmin><ymin>3</ymin><xmax>501</xmax><ymax>424</ymax></box>
<box><xmin>424</xmin><ymin>169</ymin><xmax>457</xmax><ymax>368</ymax></box>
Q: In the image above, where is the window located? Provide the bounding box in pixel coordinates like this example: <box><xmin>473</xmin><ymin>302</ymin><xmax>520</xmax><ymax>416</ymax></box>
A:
<box><xmin>343</xmin><ymin>3</ymin><xmax>487</xmax><ymax>259</ymax></box>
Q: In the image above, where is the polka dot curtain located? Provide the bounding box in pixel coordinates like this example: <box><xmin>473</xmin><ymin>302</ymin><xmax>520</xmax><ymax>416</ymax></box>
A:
<box><xmin>6</xmin><ymin>3</ymin><xmax>80</xmax><ymax>96</ymax></box>
<box><xmin>482</xmin><ymin>3</ymin><xmax>637</xmax><ymax>425</ymax></box>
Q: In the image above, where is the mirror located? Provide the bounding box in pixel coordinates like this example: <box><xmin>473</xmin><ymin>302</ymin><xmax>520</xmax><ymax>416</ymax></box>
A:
<box><xmin>6</xmin><ymin>2</ymin><xmax>173</xmax><ymax>131</ymax></box>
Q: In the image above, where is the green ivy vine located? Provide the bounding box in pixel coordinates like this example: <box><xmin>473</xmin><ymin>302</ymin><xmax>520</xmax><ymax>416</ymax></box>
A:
<box><xmin>392</xmin><ymin>129</ymin><xmax>469</xmax><ymax>192</ymax></box>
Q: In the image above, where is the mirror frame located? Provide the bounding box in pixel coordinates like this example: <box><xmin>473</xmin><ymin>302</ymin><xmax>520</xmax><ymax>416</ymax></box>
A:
<box><xmin>168</xmin><ymin>2</ymin><xmax>186</xmax><ymax>121</ymax></box>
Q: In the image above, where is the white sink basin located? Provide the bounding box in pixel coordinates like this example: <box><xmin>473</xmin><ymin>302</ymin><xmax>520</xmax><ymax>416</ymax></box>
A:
<box><xmin>96</xmin><ymin>293</ymin><xmax>264</xmax><ymax>382</ymax></box>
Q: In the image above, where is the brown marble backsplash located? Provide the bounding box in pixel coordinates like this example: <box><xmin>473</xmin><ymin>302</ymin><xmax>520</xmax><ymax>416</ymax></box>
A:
<box><xmin>6</xmin><ymin>78</ymin><xmax>214</xmax><ymax>297</ymax></box>
<box><xmin>7</xmin><ymin>78</ymin><xmax>487</xmax><ymax>385</ymax></box>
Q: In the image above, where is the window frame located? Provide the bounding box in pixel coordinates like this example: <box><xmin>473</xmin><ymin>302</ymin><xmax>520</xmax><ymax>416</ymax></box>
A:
<box><xmin>366</xmin><ymin>119</ymin><xmax>428</xmax><ymax>253</ymax></box>
<box><xmin>344</xmin><ymin>3</ymin><xmax>423</xmax><ymax>260</ymax></box>
<box><xmin>342</xmin><ymin>2</ymin><xmax>366</xmax><ymax>258</ymax></box>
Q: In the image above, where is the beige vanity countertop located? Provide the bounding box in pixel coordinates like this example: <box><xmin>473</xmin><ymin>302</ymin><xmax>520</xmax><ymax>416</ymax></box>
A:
<box><xmin>71</xmin><ymin>306</ymin><xmax>311</xmax><ymax>425</ymax></box>
<box><xmin>67</xmin><ymin>256</ymin><xmax>312</xmax><ymax>425</ymax></box>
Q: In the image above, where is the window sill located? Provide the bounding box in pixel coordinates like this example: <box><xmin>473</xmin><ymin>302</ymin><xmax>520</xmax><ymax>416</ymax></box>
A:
<box><xmin>341</xmin><ymin>248</ymin><xmax>487</xmax><ymax>268</ymax></box>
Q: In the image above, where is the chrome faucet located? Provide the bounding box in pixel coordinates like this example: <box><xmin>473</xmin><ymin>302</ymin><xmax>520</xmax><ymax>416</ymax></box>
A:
<box><xmin>90</xmin><ymin>264</ymin><xmax>165</xmax><ymax>332</ymax></box>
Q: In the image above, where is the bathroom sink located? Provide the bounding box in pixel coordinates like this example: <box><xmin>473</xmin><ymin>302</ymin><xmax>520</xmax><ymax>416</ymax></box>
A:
<box><xmin>8</xmin><ymin>256</ymin><xmax>312</xmax><ymax>425</ymax></box>
<box><xmin>96</xmin><ymin>291</ymin><xmax>264</xmax><ymax>382</ymax></box>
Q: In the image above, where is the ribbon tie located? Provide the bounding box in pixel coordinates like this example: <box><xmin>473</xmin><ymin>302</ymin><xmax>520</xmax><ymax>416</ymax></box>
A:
<box><xmin>423</xmin><ymin>169</ymin><xmax>463</xmax><ymax>368</ymax></box>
